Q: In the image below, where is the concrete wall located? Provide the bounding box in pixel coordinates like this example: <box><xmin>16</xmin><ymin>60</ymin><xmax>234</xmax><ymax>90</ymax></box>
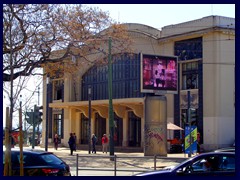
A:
<box><xmin>202</xmin><ymin>31</ymin><xmax>235</xmax><ymax>150</ymax></box>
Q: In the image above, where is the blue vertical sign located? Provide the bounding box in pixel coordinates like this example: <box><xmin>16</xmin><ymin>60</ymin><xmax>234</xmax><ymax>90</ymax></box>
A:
<box><xmin>184</xmin><ymin>126</ymin><xmax>197</xmax><ymax>154</ymax></box>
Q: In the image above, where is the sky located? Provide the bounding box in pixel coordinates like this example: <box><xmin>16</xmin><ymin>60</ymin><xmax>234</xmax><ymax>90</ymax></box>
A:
<box><xmin>85</xmin><ymin>4</ymin><xmax>235</xmax><ymax>29</ymax></box>
<box><xmin>3</xmin><ymin>4</ymin><xmax>235</xmax><ymax>128</ymax></box>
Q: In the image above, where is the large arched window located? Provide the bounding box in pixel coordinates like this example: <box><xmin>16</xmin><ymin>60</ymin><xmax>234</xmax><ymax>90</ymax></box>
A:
<box><xmin>82</xmin><ymin>53</ymin><xmax>144</xmax><ymax>100</ymax></box>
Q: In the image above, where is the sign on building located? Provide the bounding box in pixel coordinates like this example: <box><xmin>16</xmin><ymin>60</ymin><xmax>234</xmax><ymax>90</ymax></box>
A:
<box><xmin>184</xmin><ymin>125</ymin><xmax>197</xmax><ymax>154</ymax></box>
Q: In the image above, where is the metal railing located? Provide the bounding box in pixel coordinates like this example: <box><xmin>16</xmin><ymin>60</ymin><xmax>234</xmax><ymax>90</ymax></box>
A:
<box><xmin>76</xmin><ymin>154</ymin><xmax>186</xmax><ymax>176</ymax></box>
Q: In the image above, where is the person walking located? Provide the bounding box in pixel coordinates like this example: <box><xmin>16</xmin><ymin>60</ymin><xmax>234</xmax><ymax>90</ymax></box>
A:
<box><xmin>101</xmin><ymin>134</ymin><xmax>108</xmax><ymax>154</ymax></box>
<box><xmin>53</xmin><ymin>134</ymin><xmax>59</xmax><ymax>150</ymax></box>
<box><xmin>91</xmin><ymin>134</ymin><xmax>97</xmax><ymax>154</ymax></box>
<box><xmin>68</xmin><ymin>133</ymin><xmax>76</xmax><ymax>155</ymax></box>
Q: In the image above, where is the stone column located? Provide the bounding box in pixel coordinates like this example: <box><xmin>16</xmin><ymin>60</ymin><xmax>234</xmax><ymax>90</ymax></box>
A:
<box><xmin>144</xmin><ymin>95</ymin><xmax>167</xmax><ymax>156</ymax></box>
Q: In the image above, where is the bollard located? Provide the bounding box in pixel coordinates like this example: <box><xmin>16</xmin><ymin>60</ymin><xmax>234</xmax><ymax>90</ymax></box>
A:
<box><xmin>154</xmin><ymin>155</ymin><xmax>157</xmax><ymax>170</ymax></box>
<box><xmin>114</xmin><ymin>155</ymin><xmax>117</xmax><ymax>176</ymax></box>
<box><xmin>76</xmin><ymin>154</ymin><xmax>79</xmax><ymax>176</ymax></box>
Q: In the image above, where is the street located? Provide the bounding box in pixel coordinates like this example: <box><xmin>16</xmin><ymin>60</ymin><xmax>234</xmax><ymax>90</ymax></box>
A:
<box><xmin>34</xmin><ymin>146</ymin><xmax>187</xmax><ymax>176</ymax></box>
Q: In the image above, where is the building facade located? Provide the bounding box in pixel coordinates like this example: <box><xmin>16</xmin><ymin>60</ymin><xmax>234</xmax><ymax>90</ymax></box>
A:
<box><xmin>42</xmin><ymin>16</ymin><xmax>235</xmax><ymax>152</ymax></box>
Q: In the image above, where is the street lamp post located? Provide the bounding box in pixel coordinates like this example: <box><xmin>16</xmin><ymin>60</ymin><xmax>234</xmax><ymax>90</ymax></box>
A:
<box><xmin>88</xmin><ymin>85</ymin><xmax>92</xmax><ymax>154</ymax></box>
<box><xmin>108</xmin><ymin>37</ymin><xmax>114</xmax><ymax>158</ymax></box>
<box><xmin>187</xmin><ymin>90</ymin><xmax>192</xmax><ymax>157</ymax></box>
<box><xmin>85</xmin><ymin>37</ymin><xmax>114</xmax><ymax>157</ymax></box>
<box><xmin>45</xmin><ymin>75</ymin><xmax>50</xmax><ymax>151</ymax></box>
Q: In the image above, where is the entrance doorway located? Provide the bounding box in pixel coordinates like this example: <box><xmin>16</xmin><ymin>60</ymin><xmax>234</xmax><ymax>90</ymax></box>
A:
<box><xmin>114</xmin><ymin>113</ymin><xmax>123</xmax><ymax>146</ymax></box>
<box><xmin>95</xmin><ymin>113</ymin><xmax>106</xmax><ymax>145</ymax></box>
<box><xmin>80</xmin><ymin>114</ymin><xmax>88</xmax><ymax>144</ymax></box>
<box><xmin>128</xmin><ymin>111</ymin><xmax>141</xmax><ymax>147</ymax></box>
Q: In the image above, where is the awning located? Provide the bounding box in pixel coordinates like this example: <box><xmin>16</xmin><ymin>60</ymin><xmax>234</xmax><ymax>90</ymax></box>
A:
<box><xmin>167</xmin><ymin>122</ymin><xmax>183</xmax><ymax>130</ymax></box>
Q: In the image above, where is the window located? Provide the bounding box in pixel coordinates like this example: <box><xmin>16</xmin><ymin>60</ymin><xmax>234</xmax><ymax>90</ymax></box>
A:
<box><xmin>53</xmin><ymin>79</ymin><xmax>64</xmax><ymax>100</ymax></box>
<box><xmin>182</xmin><ymin>62</ymin><xmax>198</xmax><ymax>90</ymax></box>
<box><xmin>82</xmin><ymin>54</ymin><xmax>143</xmax><ymax>101</ymax></box>
<box><xmin>174</xmin><ymin>37</ymin><xmax>202</xmax><ymax>61</ymax></box>
<box><xmin>81</xmin><ymin>114</ymin><xmax>89</xmax><ymax>144</ymax></box>
<box><xmin>53</xmin><ymin>114</ymin><xmax>63</xmax><ymax>139</ymax></box>
<box><xmin>190</xmin><ymin>155</ymin><xmax>235</xmax><ymax>173</ymax></box>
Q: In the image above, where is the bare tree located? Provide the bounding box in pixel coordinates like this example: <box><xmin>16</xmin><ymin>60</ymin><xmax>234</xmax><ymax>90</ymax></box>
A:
<box><xmin>3</xmin><ymin>4</ymin><xmax>132</xmax><ymax>81</ymax></box>
<box><xmin>3</xmin><ymin>4</ymin><xmax>132</xmax><ymax>175</ymax></box>
<box><xmin>3</xmin><ymin>3</ymin><xmax>132</xmax><ymax>122</ymax></box>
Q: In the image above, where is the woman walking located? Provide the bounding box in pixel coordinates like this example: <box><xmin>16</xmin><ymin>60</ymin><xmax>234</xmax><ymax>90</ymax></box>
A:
<box><xmin>54</xmin><ymin>134</ymin><xmax>59</xmax><ymax>150</ymax></box>
<box><xmin>101</xmin><ymin>134</ymin><xmax>108</xmax><ymax>154</ymax></box>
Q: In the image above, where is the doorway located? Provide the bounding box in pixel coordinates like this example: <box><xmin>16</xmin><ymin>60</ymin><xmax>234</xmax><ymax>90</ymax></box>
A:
<box><xmin>128</xmin><ymin>111</ymin><xmax>141</xmax><ymax>147</ymax></box>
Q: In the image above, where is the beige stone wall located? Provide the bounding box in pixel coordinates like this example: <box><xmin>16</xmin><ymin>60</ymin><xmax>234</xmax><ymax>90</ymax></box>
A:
<box><xmin>43</xmin><ymin>16</ymin><xmax>235</xmax><ymax>151</ymax></box>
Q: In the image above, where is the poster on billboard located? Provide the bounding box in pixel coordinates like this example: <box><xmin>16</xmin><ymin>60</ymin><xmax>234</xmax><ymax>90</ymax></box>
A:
<box><xmin>141</xmin><ymin>53</ymin><xmax>178</xmax><ymax>94</ymax></box>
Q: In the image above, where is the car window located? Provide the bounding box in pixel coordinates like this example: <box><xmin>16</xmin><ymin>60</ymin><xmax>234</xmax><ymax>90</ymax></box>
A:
<box><xmin>190</xmin><ymin>155</ymin><xmax>235</xmax><ymax>173</ymax></box>
<box><xmin>39</xmin><ymin>154</ymin><xmax>63</xmax><ymax>165</ymax></box>
<box><xmin>219</xmin><ymin>156</ymin><xmax>235</xmax><ymax>170</ymax></box>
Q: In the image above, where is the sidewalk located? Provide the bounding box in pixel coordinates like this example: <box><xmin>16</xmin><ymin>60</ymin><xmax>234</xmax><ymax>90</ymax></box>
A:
<box><xmin>32</xmin><ymin>146</ymin><xmax>189</xmax><ymax>176</ymax></box>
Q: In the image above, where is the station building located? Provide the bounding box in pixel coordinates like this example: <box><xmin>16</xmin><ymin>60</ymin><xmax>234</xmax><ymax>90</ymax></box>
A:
<box><xmin>42</xmin><ymin>16</ymin><xmax>235</xmax><ymax>153</ymax></box>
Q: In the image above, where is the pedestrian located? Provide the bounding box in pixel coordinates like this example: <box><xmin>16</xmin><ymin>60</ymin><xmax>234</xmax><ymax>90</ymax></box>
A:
<box><xmin>54</xmin><ymin>134</ymin><xmax>59</xmax><ymax>150</ymax></box>
<box><xmin>73</xmin><ymin>133</ymin><xmax>77</xmax><ymax>151</ymax></box>
<box><xmin>101</xmin><ymin>134</ymin><xmax>108</xmax><ymax>154</ymax></box>
<box><xmin>68</xmin><ymin>133</ymin><xmax>76</xmax><ymax>155</ymax></box>
<box><xmin>91</xmin><ymin>134</ymin><xmax>97</xmax><ymax>154</ymax></box>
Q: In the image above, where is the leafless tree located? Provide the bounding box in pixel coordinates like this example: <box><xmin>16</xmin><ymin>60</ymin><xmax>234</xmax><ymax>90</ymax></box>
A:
<box><xmin>3</xmin><ymin>4</ymin><xmax>132</xmax><ymax>175</ymax></box>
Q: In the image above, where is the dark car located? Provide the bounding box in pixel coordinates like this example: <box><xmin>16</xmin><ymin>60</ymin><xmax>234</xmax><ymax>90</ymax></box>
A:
<box><xmin>214</xmin><ymin>147</ymin><xmax>235</xmax><ymax>152</ymax></box>
<box><xmin>3</xmin><ymin>148</ymin><xmax>71</xmax><ymax>176</ymax></box>
<box><xmin>135</xmin><ymin>152</ymin><xmax>235</xmax><ymax>176</ymax></box>
<box><xmin>214</xmin><ymin>141</ymin><xmax>235</xmax><ymax>152</ymax></box>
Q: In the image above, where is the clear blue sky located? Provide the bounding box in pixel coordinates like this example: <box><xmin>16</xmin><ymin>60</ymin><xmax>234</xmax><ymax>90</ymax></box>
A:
<box><xmin>86</xmin><ymin>4</ymin><xmax>235</xmax><ymax>29</ymax></box>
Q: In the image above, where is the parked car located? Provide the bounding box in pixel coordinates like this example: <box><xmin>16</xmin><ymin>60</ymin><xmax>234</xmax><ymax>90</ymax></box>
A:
<box><xmin>214</xmin><ymin>147</ymin><xmax>235</xmax><ymax>152</ymax></box>
<box><xmin>3</xmin><ymin>148</ymin><xmax>71</xmax><ymax>176</ymax></box>
<box><xmin>214</xmin><ymin>141</ymin><xmax>235</xmax><ymax>152</ymax></box>
<box><xmin>134</xmin><ymin>152</ymin><xmax>235</xmax><ymax>176</ymax></box>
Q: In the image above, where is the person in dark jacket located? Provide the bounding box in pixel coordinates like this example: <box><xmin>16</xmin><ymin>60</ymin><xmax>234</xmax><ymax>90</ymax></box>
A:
<box><xmin>73</xmin><ymin>133</ymin><xmax>77</xmax><ymax>151</ymax></box>
<box><xmin>91</xmin><ymin>134</ymin><xmax>97</xmax><ymax>154</ymax></box>
<box><xmin>68</xmin><ymin>133</ymin><xmax>76</xmax><ymax>155</ymax></box>
<box><xmin>54</xmin><ymin>134</ymin><xmax>59</xmax><ymax>150</ymax></box>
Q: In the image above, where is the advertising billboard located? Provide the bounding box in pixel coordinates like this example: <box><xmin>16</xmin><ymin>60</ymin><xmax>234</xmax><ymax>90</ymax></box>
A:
<box><xmin>141</xmin><ymin>53</ymin><xmax>178</xmax><ymax>94</ymax></box>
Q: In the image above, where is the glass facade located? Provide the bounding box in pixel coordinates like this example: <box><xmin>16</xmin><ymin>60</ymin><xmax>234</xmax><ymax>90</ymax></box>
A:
<box><xmin>80</xmin><ymin>114</ymin><xmax>89</xmax><ymax>144</ymax></box>
<box><xmin>174</xmin><ymin>37</ymin><xmax>203</xmax><ymax>139</ymax></box>
<box><xmin>182</xmin><ymin>62</ymin><xmax>199</xmax><ymax>90</ymax></box>
<box><xmin>82</xmin><ymin>54</ymin><xmax>144</xmax><ymax>100</ymax></box>
<box><xmin>53</xmin><ymin>114</ymin><xmax>63</xmax><ymax>140</ymax></box>
<box><xmin>174</xmin><ymin>37</ymin><xmax>202</xmax><ymax>61</ymax></box>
